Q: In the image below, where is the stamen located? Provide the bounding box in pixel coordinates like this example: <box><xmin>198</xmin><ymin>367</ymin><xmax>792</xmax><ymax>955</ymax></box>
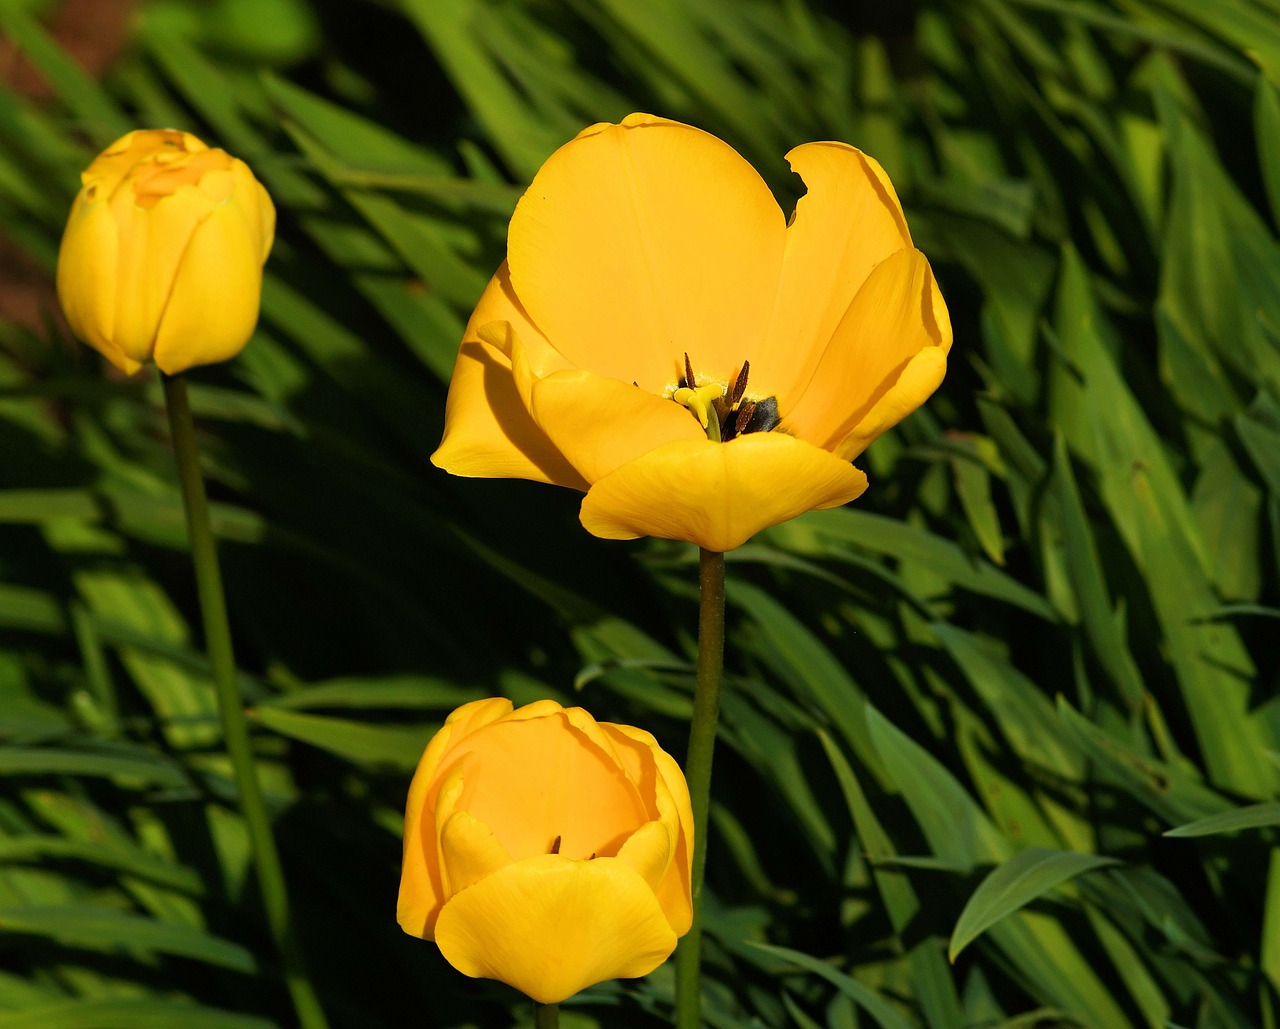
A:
<box><xmin>549</xmin><ymin>835</ymin><xmax>562</xmax><ymax>855</ymax></box>
<box><xmin>683</xmin><ymin>352</ymin><xmax>696</xmax><ymax>391</ymax></box>
<box><xmin>728</xmin><ymin>361</ymin><xmax>750</xmax><ymax>407</ymax></box>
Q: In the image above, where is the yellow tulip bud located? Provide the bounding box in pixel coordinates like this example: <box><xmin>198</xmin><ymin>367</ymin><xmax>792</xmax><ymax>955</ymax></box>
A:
<box><xmin>56</xmin><ymin>129</ymin><xmax>275</xmax><ymax>376</ymax></box>
<box><xmin>397</xmin><ymin>698</ymin><xmax>694</xmax><ymax>1004</ymax></box>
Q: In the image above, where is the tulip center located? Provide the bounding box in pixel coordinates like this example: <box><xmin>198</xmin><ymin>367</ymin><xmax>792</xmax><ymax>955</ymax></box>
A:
<box><xmin>672</xmin><ymin>354</ymin><xmax>781</xmax><ymax>442</ymax></box>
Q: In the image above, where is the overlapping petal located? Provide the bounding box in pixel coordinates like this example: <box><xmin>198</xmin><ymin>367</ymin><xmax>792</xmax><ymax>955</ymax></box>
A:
<box><xmin>580</xmin><ymin>432</ymin><xmax>868</xmax><ymax>553</ymax></box>
<box><xmin>433</xmin><ymin>113</ymin><xmax>947</xmax><ymax>551</ymax></box>
<box><xmin>754</xmin><ymin>142</ymin><xmax>913</xmax><ymax>402</ymax></box>
<box><xmin>434</xmin><ymin>855</ymin><xmax>677</xmax><ymax>1004</ymax></box>
<box><xmin>399</xmin><ymin>699</ymin><xmax>693</xmax><ymax>1000</ymax></box>
<box><xmin>782</xmin><ymin>249</ymin><xmax>951</xmax><ymax>449</ymax></box>
<box><xmin>431</xmin><ymin>267</ymin><xmax>587</xmax><ymax>488</ymax></box>
<box><xmin>56</xmin><ymin>129</ymin><xmax>274</xmax><ymax>375</ymax></box>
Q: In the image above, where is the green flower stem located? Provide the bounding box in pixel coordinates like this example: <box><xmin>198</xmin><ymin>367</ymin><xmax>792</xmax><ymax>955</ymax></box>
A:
<box><xmin>161</xmin><ymin>373</ymin><xmax>328</xmax><ymax>1029</ymax></box>
<box><xmin>674</xmin><ymin>547</ymin><xmax>726</xmax><ymax>1029</ymax></box>
<box><xmin>534</xmin><ymin>1002</ymin><xmax>560</xmax><ymax>1029</ymax></box>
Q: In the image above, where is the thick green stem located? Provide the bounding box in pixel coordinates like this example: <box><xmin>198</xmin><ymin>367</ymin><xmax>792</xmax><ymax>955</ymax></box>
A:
<box><xmin>673</xmin><ymin>548</ymin><xmax>726</xmax><ymax>1029</ymax></box>
<box><xmin>534</xmin><ymin>1002</ymin><xmax>560</xmax><ymax>1029</ymax></box>
<box><xmin>162</xmin><ymin>374</ymin><xmax>328</xmax><ymax>1029</ymax></box>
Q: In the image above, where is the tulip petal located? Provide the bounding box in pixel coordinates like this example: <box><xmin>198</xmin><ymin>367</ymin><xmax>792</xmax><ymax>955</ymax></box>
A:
<box><xmin>781</xmin><ymin>249</ymin><xmax>951</xmax><ymax>450</ymax></box>
<box><xmin>507</xmin><ymin>113</ymin><xmax>785</xmax><ymax>392</ymax></box>
<box><xmin>756</xmin><ymin>142</ymin><xmax>913</xmax><ymax>401</ymax></box>
<box><xmin>432</xmin><ymin>268</ymin><xmax>588</xmax><ymax>489</ymax></box>
<box><xmin>509</xmin><ymin>331</ymin><xmax>706</xmax><ymax>484</ymax></box>
<box><xmin>398</xmin><ymin>698</ymin><xmax>513</xmax><ymax>938</ymax></box>
<box><xmin>437</xmin><ymin>713</ymin><xmax>649</xmax><ymax>863</ymax></box>
<box><xmin>579</xmin><ymin>433</ymin><xmax>868</xmax><ymax>553</ymax></box>
<box><xmin>435</xmin><ymin>854</ymin><xmax>677</xmax><ymax>1004</ymax></box>
<box><xmin>835</xmin><ymin>345</ymin><xmax>949</xmax><ymax>461</ymax></box>
<box><xmin>152</xmin><ymin>196</ymin><xmax>266</xmax><ymax>373</ymax></box>
<box><xmin>56</xmin><ymin>196</ymin><xmax>140</xmax><ymax>374</ymax></box>
<box><xmin>110</xmin><ymin>184</ymin><xmax>217</xmax><ymax>363</ymax></box>
<box><xmin>603</xmin><ymin>724</ymin><xmax>694</xmax><ymax>933</ymax></box>
<box><xmin>439</xmin><ymin>809</ymin><xmax>514</xmax><ymax>894</ymax></box>
<box><xmin>615</xmin><ymin>819</ymin><xmax>674</xmax><ymax>891</ymax></box>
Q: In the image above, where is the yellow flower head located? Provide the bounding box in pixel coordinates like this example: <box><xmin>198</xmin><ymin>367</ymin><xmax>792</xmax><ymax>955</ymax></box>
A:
<box><xmin>56</xmin><ymin>129</ymin><xmax>275</xmax><ymax>376</ymax></box>
<box><xmin>433</xmin><ymin>113</ymin><xmax>951</xmax><ymax>552</ymax></box>
<box><xmin>397</xmin><ymin>698</ymin><xmax>693</xmax><ymax>1004</ymax></box>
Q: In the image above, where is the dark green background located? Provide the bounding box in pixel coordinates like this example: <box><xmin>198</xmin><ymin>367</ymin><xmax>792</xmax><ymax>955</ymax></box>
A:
<box><xmin>0</xmin><ymin>1</ymin><xmax>1278</xmax><ymax>1026</ymax></box>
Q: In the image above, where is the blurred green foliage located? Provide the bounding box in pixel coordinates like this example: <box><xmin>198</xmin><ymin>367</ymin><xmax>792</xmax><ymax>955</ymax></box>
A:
<box><xmin>1</xmin><ymin>0</ymin><xmax>1278</xmax><ymax>1026</ymax></box>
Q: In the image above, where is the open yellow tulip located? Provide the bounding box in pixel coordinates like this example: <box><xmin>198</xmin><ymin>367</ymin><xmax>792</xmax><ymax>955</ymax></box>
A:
<box><xmin>432</xmin><ymin>113</ymin><xmax>951</xmax><ymax>552</ymax></box>
<box><xmin>56</xmin><ymin>129</ymin><xmax>275</xmax><ymax>376</ymax></box>
<box><xmin>397</xmin><ymin>698</ymin><xmax>694</xmax><ymax>1004</ymax></box>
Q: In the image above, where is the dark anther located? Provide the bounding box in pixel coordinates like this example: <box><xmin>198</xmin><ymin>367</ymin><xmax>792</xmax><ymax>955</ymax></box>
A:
<box><xmin>743</xmin><ymin>396</ymin><xmax>780</xmax><ymax>434</ymax></box>
<box><xmin>728</xmin><ymin>361</ymin><xmax>750</xmax><ymax>407</ymax></box>
<box><xmin>684</xmin><ymin>352</ymin><xmax>696</xmax><ymax>391</ymax></box>
<box><xmin>734</xmin><ymin>400</ymin><xmax>756</xmax><ymax>436</ymax></box>
<box><xmin>588</xmin><ymin>852</ymin><xmax>597</xmax><ymax>860</ymax></box>
<box><xmin>549</xmin><ymin>835</ymin><xmax>562</xmax><ymax>855</ymax></box>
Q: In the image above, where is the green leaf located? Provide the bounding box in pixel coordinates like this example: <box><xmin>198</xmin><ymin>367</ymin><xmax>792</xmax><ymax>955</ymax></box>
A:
<box><xmin>867</xmin><ymin>704</ymin><xmax>1011</xmax><ymax>869</ymax></box>
<box><xmin>801</xmin><ymin>508</ymin><xmax>1057</xmax><ymax>620</ymax></box>
<box><xmin>0</xmin><ymin>746</ymin><xmax>188</xmax><ymax>788</ymax></box>
<box><xmin>0</xmin><ymin>906</ymin><xmax>255</xmax><ymax>971</ymax></box>
<box><xmin>1164</xmin><ymin>802</ymin><xmax>1280</xmax><ymax>838</ymax></box>
<box><xmin>949</xmin><ymin>848</ymin><xmax>1120</xmax><ymax>961</ymax></box>
<box><xmin>249</xmin><ymin>707</ymin><xmax>428</xmax><ymax>770</ymax></box>
<box><xmin>0</xmin><ymin>998</ymin><xmax>276</xmax><ymax>1029</ymax></box>
<box><xmin>747</xmin><ymin>942</ymin><xmax>916</xmax><ymax>1029</ymax></box>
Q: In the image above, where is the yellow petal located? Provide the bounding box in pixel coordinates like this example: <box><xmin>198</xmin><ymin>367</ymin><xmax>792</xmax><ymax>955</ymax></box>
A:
<box><xmin>615</xmin><ymin>819</ymin><xmax>674</xmax><ymax>891</ymax></box>
<box><xmin>56</xmin><ymin>193</ymin><xmax>138</xmax><ymax>373</ymax></box>
<box><xmin>432</xmin><ymin>268</ymin><xmax>587</xmax><ymax>488</ymax></box>
<box><xmin>781</xmin><ymin>249</ymin><xmax>951</xmax><ymax>449</ymax></box>
<box><xmin>508</xmin><ymin>330</ymin><xmax>706</xmax><ymax>484</ymax></box>
<box><xmin>835</xmin><ymin>346</ymin><xmax>949</xmax><ymax>461</ymax></box>
<box><xmin>507</xmin><ymin>113</ymin><xmax>785</xmax><ymax>392</ymax></box>
<box><xmin>439</xmin><ymin>808</ymin><xmax>514</xmax><ymax>894</ymax></box>
<box><xmin>109</xmin><ymin>182</ymin><xmax>218</xmax><ymax>363</ymax></box>
<box><xmin>434</xmin><ymin>854</ymin><xmax>677</xmax><ymax>1003</ymax></box>
<box><xmin>397</xmin><ymin>699</ymin><xmax>513</xmax><ymax>938</ymax></box>
<box><xmin>598</xmin><ymin>722</ymin><xmax>694</xmax><ymax>933</ymax></box>
<box><xmin>579</xmin><ymin>433</ymin><xmax>868</xmax><ymax>553</ymax></box>
<box><xmin>755</xmin><ymin>142</ymin><xmax>913</xmax><ymax>401</ymax></box>
<box><xmin>440</xmin><ymin>712</ymin><xmax>648</xmax><ymax>862</ymax></box>
<box><xmin>152</xmin><ymin>196</ymin><xmax>266</xmax><ymax>373</ymax></box>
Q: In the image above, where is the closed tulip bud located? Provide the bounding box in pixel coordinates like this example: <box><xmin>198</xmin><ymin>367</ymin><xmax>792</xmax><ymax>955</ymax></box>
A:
<box><xmin>398</xmin><ymin>698</ymin><xmax>694</xmax><ymax>1004</ymax></box>
<box><xmin>56</xmin><ymin>129</ymin><xmax>275</xmax><ymax>376</ymax></box>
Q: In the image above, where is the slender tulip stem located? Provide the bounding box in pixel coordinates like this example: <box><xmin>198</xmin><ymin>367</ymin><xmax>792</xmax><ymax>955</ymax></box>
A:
<box><xmin>534</xmin><ymin>1002</ymin><xmax>560</xmax><ymax>1029</ymax></box>
<box><xmin>162</xmin><ymin>374</ymin><xmax>328</xmax><ymax>1029</ymax></box>
<box><xmin>674</xmin><ymin>547</ymin><xmax>726</xmax><ymax>1029</ymax></box>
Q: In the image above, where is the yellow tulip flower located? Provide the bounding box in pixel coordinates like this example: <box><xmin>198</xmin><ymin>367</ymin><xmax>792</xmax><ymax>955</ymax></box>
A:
<box><xmin>57</xmin><ymin>129</ymin><xmax>275</xmax><ymax>376</ymax></box>
<box><xmin>397</xmin><ymin>698</ymin><xmax>693</xmax><ymax>1004</ymax></box>
<box><xmin>432</xmin><ymin>113</ymin><xmax>951</xmax><ymax>553</ymax></box>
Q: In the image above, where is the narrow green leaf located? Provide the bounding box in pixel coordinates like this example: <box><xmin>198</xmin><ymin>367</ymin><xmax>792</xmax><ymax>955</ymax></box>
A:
<box><xmin>0</xmin><ymin>746</ymin><xmax>188</xmax><ymax>788</ymax></box>
<box><xmin>1254</xmin><ymin>75</ymin><xmax>1280</xmax><ymax>227</ymax></box>
<box><xmin>262</xmin><ymin>675</ymin><xmax>482</xmax><ymax>711</ymax></box>
<box><xmin>1164</xmin><ymin>802</ymin><xmax>1280</xmax><ymax>838</ymax></box>
<box><xmin>802</xmin><ymin>508</ymin><xmax>1057</xmax><ymax>620</ymax></box>
<box><xmin>949</xmin><ymin>848</ymin><xmax>1119</xmax><ymax>961</ymax></box>
<box><xmin>250</xmin><ymin>707</ymin><xmax>428</xmax><ymax>770</ymax></box>
<box><xmin>0</xmin><ymin>905</ymin><xmax>255</xmax><ymax>971</ymax></box>
<box><xmin>0</xmin><ymin>6</ymin><xmax>130</xmax><ymax>145</ymax></box>
<box><xmin>867</xmin><ymin>704</ymin><xmax>1010</xmax><ymax>869</ymax></box>
<box><xmin>747</xmin><ymin>942</ymin><xmax>915</xmax><ymax>1029</ymax></box>
<box><xmin>0</xmin><ymin>835</ymin><xmax>203</xmax><ymax>893</ymax></box>
<box><xmin>1</xmin><ymin>998</ymin><xmax>276</xmax><ymax>1029</ymax></box>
